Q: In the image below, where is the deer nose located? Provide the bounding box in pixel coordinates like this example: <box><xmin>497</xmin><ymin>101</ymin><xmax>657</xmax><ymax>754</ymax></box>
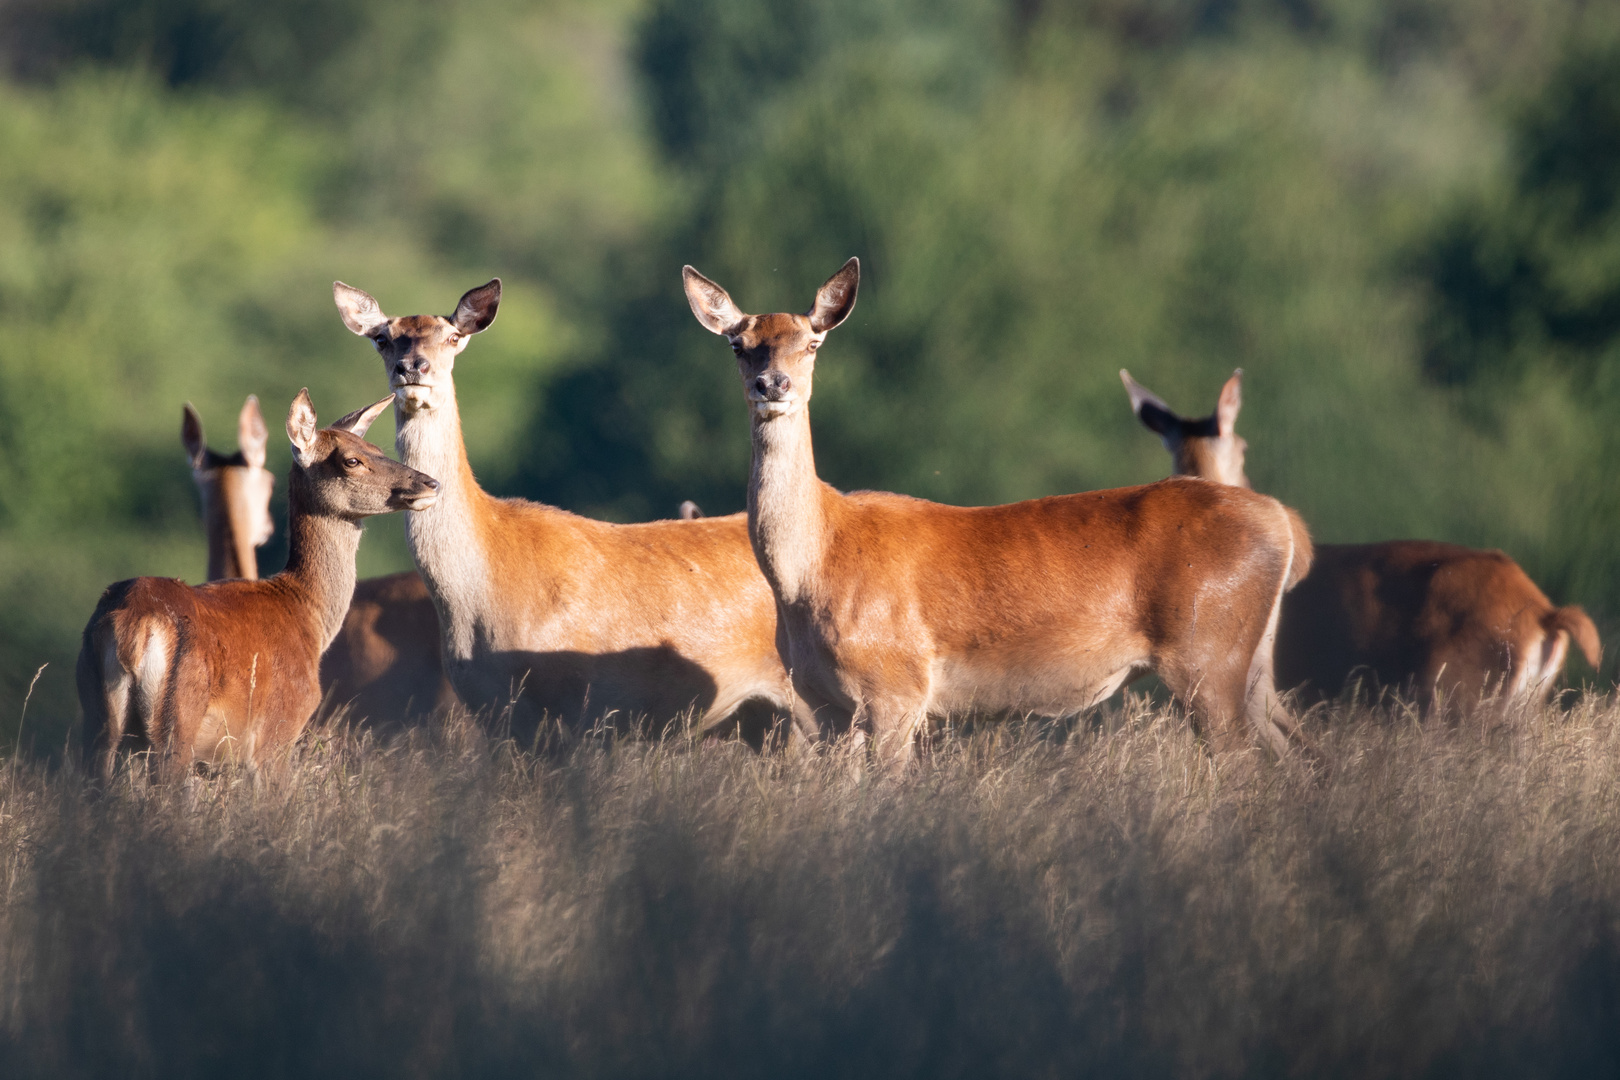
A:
<box><xmin>753</xmin><ymin>371</ymin><xmax>791</xmax><ymax>399</ymax></box>
<box><xmin>423</xmin><ymin>477</ymin><xmax>440</xmax><ymax>490</ymax></box>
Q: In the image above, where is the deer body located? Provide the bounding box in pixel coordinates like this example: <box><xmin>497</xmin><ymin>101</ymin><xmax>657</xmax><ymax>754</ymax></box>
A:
<box><xmin>78</xmin><ymin>392</ymin><xmax>439</xmax><ymax>775</ymax></box>
<box><xmin>334</xmin><ymin>281</ymin><xmax>803</xmax><ymax>741</ymax></box>
<box><xmin>1121</xmin><ymin>369</ymin><xmax>1602</xmax><ymax>706</ymax></box>
<box><xmin>690</xmin><ymin>260</ymin><xmax>1313</xmax><ymax>763</ymax></box>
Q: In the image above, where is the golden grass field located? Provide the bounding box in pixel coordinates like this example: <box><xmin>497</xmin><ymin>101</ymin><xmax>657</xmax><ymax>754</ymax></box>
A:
<box><xmin>3</xmin><ymin>694</ymin><xmax>1619</xmax><ymax>1078</ymax></box>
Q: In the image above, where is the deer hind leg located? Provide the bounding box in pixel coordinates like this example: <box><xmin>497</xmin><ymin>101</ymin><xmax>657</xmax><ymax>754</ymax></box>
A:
<box><xmin>77</xmin><ymin>629</ymin><xmax>127</xmax><ymax>779</ymax></box>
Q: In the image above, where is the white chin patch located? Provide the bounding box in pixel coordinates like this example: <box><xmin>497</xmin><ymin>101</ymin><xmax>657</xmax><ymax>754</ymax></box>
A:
<box><xmin>405</xmin><ymin>494</ymin><xmax>439</xmax><ymax>512</ymax></box>
<box><xmin>396</xmin><ymin>386</ymin><xmax>434</xmax><ymax>413</ymax></box>
<box><xmin>752</xmin><ymin>399</ymin><xmax>798</xmax><ymax>418</ymax></box>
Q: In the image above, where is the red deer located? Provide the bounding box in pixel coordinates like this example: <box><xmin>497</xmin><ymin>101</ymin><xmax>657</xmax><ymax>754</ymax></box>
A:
<box><xmin>185</xmin><ymin>399</ymin><xmax>457</xmax><ymax>723</ymax></box>
<box><xmin>332</xmin><ymin>279</ymin><xmax>807</xmax><ymax>745</ymax></box>
<box><xmin>78</xmin><ymin>391</ymin><xmax>440</xmax><ymax>776</ymax></box>
<box><xmin>684</xmin><ymin>258</ymin><xmax>1316</xmax><ymax>766</ymax></box>
<box><xmin>182</xmin><ymin>396</ymin><xmax>275</xmax><ymax>581</ymax></box>
<box><xmin>1121</xmin><ymin>368</ymin><xmax>1602</xmax><ymax>706</ymax></box>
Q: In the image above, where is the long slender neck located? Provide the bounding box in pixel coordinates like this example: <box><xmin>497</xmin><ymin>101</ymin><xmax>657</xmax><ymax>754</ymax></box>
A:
<box><xmin>748</xmin><ymin>407</ymin><xmax>829</xmax><ymax>604</ymax></box>
<box><xmin>200</xmin><ymin>477</ymin><xmax>257</xmax><ymax>582</ymax></box>
<box><xmin>392</xmin><ymin>379</ymin><xmax>494</xmax><ymax>632</ymax></box>
<box><xmin>278</xmin><ymin>472</ymin><xmax>363</xmax><ymax>648</ymax></box>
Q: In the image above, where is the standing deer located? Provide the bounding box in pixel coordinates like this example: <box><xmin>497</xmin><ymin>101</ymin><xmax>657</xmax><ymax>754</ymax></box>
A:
<box><xmin>332</xmin><ymin>279</ymin><xmax>807</xmax><ymax>744</ymax></box>
<box><xmin>182</xmin><ymin>396</ymin><xmax>275</xmax><ymax>581</ymax></box>
<box><xmin>1120</xmin><ymin>368</ymin><xmax>1602</xmax><ymax>706</ymax></box>
<box><xmin>184</xmin><ymin>399</ymin><xmax>457</xmax><ymax>722</ymax></box>
<box><xmin>78</xmin><ymin>391</ymin><xmax>440</xmax><ymax>776</ymax></box>
<box><xmin>684</xmin><ymin>257</ymin><xmax>1316</xmax><ymax>766</ymax></box>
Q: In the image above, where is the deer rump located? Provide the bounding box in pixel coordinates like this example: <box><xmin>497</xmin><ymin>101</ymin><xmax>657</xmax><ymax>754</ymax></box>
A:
<box><xmin>1279</xmin><ymin>540</ymin><xmax>1603</xmax><ymax>705</ymax></box>
<box><xmin>79</xmin><ymin>577</ymin><xmax>324</xmax><ymax>774</ymax></box>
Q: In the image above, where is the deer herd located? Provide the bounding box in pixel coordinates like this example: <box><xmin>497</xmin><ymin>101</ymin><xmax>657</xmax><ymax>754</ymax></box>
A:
<box><xmin>77</xmin><ymin>260</ymin><xmax>1602</xmax><ymax>778</ymax></box>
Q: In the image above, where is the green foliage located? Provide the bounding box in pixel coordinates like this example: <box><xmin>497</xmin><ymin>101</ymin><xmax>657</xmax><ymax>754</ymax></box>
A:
<box><xmin>3</xmin><ymin>0</ymin><xmax>1620</xmax><ymax>735</ymax></box>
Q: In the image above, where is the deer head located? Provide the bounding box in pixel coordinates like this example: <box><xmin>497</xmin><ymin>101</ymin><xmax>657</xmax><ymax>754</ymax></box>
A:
<box><xmin>284</xmin><ymin>390</ymin><xmax>441</xmax><ymax>517</ymax></box>
<box><xmin>683</xmin><ymin>258</ymin><xmax>859</xmax><ymax>421</ymax></box>
<box><xmin>332</xmin><ymin>280</ymin><xmax>501</xmax><ymax>416</ymax></box>
<box><xmin>1121</xmin><ymin>368</ymin><xmax>1250</xmax><ymax>488</ymax></box>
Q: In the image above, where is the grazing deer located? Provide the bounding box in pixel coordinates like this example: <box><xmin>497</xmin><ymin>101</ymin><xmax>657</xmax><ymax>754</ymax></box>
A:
<box><xmin>78</xmin><ymin>391</ymin><xmax>439</xmax><ymax>777</ymax></box>
<box><xmin>185</xmin><ymin>400</ymin><xmax>457</xmax><ymax>722</ymax></box>
<box><xmin>182</xmin><ymin>396</ymin><xmax>275</xmax><ymax>581</ymax></box>
<box><xmin>684</xmin><ymin>258</ymin><xmax>1316</xmax><ymax>766</ymax></box>
<box><xmin>1121</xmin><ymin>368</ymin><xmax>1602</xmax><ymax>706</ymax></box>
<box><xmin>332</xmin><ymin>279</ymin><xmax>807</xmax><ymax>744</ymax></box>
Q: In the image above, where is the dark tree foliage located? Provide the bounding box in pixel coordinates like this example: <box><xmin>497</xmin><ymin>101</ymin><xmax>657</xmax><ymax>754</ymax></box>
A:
<box><xmin>1420</xmin><ymin>43</ymin><xmax>1620</xmax><ymax>386</ymax></box>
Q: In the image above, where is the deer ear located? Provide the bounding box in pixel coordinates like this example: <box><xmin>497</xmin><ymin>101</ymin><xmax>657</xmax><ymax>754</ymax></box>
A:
<box><xmin>1120</xmin><ymin>370</ymin><xmax>1181</xmax><ymax>437</ymax></box>
<box><xmin>286</xmin><ymin>389</ymin><xmax>319</xmax><ymax>466</ymax></box>
<box><xmin>683</xmin><ymin>266</ymin><xmax>748</xmax><ymax>336</ymax></box>
<box><xmin>334</xmin><ymin>281</ymin><xmax>389</xmax><ymax>337</ymax></box>
<box><xmin>1216</xmin><ymin>369</ymin><xmax>1243</xmax><ymax>437</ymax></box>
<box><xmin>452</xmin><ymin>279</ymin><xmax>501</xmax><ymax>335</ymax></box>
<box><xmin>181</xmin><ymin>404</ymin><xmax>206</xmax><ymax>468</ymax></box>
<box><xmin>330</xmin><ymin>394</ymin><xmax>395</xmax><ymax>439</ymax></box>
<box><xmin>238</xmin><ymin>395</ymin><xmax>268</xmax><ymax>469</ymax></box>
<box><xmin>679</xmin><ymin>500</ymin><xmax>704</xmax><ymax>520</ymax></box>
<box><xmin>808</xmin><ymin>257</ymin><xmax>859</xmax><ymax>333</ymax></box>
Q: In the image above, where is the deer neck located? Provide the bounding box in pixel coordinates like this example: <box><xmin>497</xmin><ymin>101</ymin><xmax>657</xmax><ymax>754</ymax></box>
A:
<box><xmin>279</xmin><ymin>473</ymin><xmax>363</xmax><ymax>649</ymax></box>
<box><xmin>748</xmin><ymin>407</ymin><xmax>829</xmax><ymax>604</ymax></box>
<box><xmin>392</xmin><ymin>378</ymin><xmax>494</xmax><ymax>653</ymax></box>
<box><xmin>201</xmin><ymin>483</ymin><xmax>257</xmax><ymax>582</ymax></box>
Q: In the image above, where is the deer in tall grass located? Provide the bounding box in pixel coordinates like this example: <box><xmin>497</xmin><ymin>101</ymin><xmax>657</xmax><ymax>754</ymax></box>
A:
<box><xmin>332</xmin><ymin>279</ymin><xmax>807</xmax><ymax>744</ymax></box>
<box><xmin>685</xmin><ymin>258</ymin><xmax>1316</xmax><ymax>767</ymax></box>
<box><xmin>78</xmin><ymin>391</ymin><xmax>440</xmax><ymax>777</ymax></box>
<box><xmin>1120</xmin><ymin>368</ymin><xmax>1602</xmax><ymax>707</ymax></box>
<box><xmin>183</xmin><ymin>398</ymin><xmax>457</xmax><ymax>722</ymax></box>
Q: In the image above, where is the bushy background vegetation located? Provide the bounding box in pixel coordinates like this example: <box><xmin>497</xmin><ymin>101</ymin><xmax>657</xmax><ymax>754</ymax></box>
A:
<box><xmin>3</xmin><ymin>0</ymin><xmax>1620</xmax><ymax>738</ymax></box>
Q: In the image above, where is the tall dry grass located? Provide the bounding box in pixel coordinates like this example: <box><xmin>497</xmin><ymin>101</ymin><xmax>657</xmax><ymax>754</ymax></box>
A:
<box><xmin>2</xmin><ymin>696</ymin><xmax>1619</xmax><ymax>1078</ymax></box>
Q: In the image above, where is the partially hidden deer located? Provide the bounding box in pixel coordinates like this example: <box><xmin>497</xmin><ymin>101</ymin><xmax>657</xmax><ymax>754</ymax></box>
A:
<box><xmin>185</xmin><ymin>399</ymin><xmax>457</xmax><ymax>722</ymax></box>
<box><xmin>1121</xmin><ymin>368</ymin><xmax>1602</xmax><ymax>707</ymax></box>
<box><xmin>684</xmin><ymin>257</ymin><xmax>1317</xmax><ymax>766</ymax></box>
<box><xmin>332</xmin><ymin>279</ymin><xmax>807</xmax><ymax>744</ymax></box>
<box><xmin>78</xmin><ymin>391</ymin><xmax>440</xmax><ymax>776</ymax></box>
<box><xmin>182</xmin><ymin>395</ymin><xmax>275</xmax><ymax>581</ymax></box>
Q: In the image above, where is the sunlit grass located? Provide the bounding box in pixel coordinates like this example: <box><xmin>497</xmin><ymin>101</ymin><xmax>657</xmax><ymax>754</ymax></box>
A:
<box><xmin>3</xmin><ymin>695</ymin><xmax>1618</xmax><ymax>1077</ymax></box>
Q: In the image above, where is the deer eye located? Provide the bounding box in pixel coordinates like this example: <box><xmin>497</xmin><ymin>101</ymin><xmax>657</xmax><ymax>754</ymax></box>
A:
<box><xmin>806</xmin><ymin>340</ymin><xmax>820</xmax><ymax>352</ymax></box>
<box><xmin>371</xmin><ymin>336</ymin><xmax>387</xmax><ymax>352</ymax></box>
<box><xmin>343</xmin><ymin>457</ymin><xmax>362</xmax><ymax>468</ymax></box>
<box><xmin>448</xmin><ymin>333</ymin><xmax>462</xmax><ymax>346</ymax></box>
<box><xmin>731</xmin><ymin>342</ymin><xmax>744</xmax><ymax>356</ymax></box>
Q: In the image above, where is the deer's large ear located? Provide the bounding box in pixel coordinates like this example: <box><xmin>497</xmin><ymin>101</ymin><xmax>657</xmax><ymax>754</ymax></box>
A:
<box><xmin>238</xmin><ymin>395</ymin><xmax>268</xmax><ymax>469</ymax></box>
<box><xmin>1120</xmin><ymin>370</ymin><xmax>1181</xmax><ymax>437</ymax></box>
<box><xmin>683</xmin><ymin>266</ymin><xmax>748</xmax><ymax>336</ymax></box>
<box><xmin>452</xmin><ymin>279</ymin><xmax>501</xmax><ymax>335</ymax></box>
<box><xmin>331</xmin><ymin>394</ymin><xmax>395</xmax><ymax>439</ymax></box>
<box><xmin>808</xmin><ymin>257</ymin><xmax>859</xmax><ymax>333</ymax></box>
<box><xmin>181</xmin><ymin>404</ymin><xmax>207</xmax><ymax>468</ymax></box>
<box><xmin>286</xmin><ymin>389</ymin><xmax>320</xmax><ymax>467</ymax></box>
<box><xmin>1216</xmin><ymin>369</ymin><xmax>1243</xmax><ymax>437</ymax></box>
<box><xmin>334</xmin><ymin>282</ymin><xmax>389</xmax><ymax>337</ymax></box>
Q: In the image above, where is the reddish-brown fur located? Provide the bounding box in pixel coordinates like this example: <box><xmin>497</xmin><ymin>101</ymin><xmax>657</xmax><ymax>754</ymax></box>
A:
<box><xmin>1121</xmin><ymin>368</ymin><xmax>1602</xmax><ymax>706</ymax></box>
<box><xmin>333</xmin><ymin>280</ymin><xmax>807</xmax><ymax>744</ymax></box>
<box><xmin>187</xmin><ymin>400</ymin><xmax>456</xmax><ymax>723</ymax></box>
<box><xmin>78</xmin><ymin>391</ymin><xmax>440</xmax><ymax>776</ymax></box>
<box><xmin>686</xmin><ymin>259</ymin><xmax>1315</xmax><ymax>766</ymax></box>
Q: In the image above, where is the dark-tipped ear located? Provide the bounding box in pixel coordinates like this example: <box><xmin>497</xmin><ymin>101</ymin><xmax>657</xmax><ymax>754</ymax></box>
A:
<box><xmin>808</xmin><ymin>257</ymin><xmax>859</xmax><ymax>333</ymax></box>
<box><xmin>682</xmin><ymin>266</ymin><xmax>748</xmax><ymax>336</ymax></box>
<box><xmin>679</xmin><ymin>500</ymin><xmax>704</xmax><ymax>520</ymax></box>
<box><xmin>1216</xmin><ymin>368</ymin><xmax>1243</xmax><ymax>437</ymax></box>
<box><xmin>238</xmin><ymin>395</ymin><xmax>268</xmax><ymax>469</ymax></box>
<box><xmin>452</xmin><ymin>279</ymin><xmax>501</xmax><ymax>335</ymax></box>
<box><xmin>334</xmin><ymin>281</ymin><xmax>389</xmax><ymax>337</ymax></box>
<box><xmin>286</xmin><ymin>389</ymin><xmax>319</xmax><ymax>467</ymax></box>
<box><xmin>181</xmin><ymin>404</ymin><xmax>206</xmax><ymax>468</ymax></box>
<box><xmin>331</xmin><ymin>394</ymin><xmax>395</xmax><ymax>439</ymax></box>
<box><xmin>1120</xmin><ymin>369</ymin><xmax>1182</xmax><ymax>437</ymax></box>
